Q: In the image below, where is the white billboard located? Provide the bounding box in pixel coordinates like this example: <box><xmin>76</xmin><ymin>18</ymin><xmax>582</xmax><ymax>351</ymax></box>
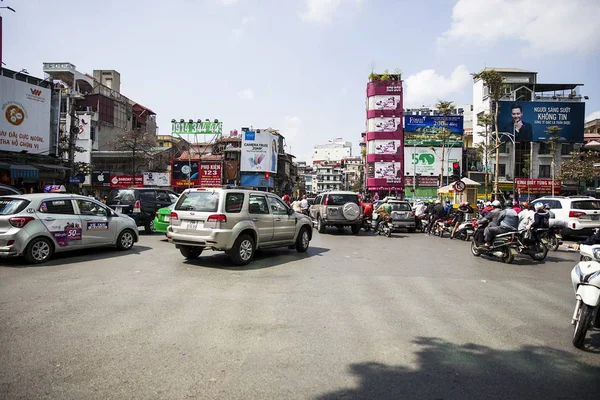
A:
<box><xmin>143</xmin><ymin>172</ymin><xmax>170</xmax><ymax>187</ymax></box>
<box><xmin>404</xmin><ymin>146</ymin><xmax>462</xmax><ymax>176</ymax></box>
<box><xmin>368</xmin><ymin>140</ymin><xmax>402</xmax><ymax>155</ymax></box>
<box><xmin>367</xmin><ymin>117</ymin><xmax>402</xmax><ymax>132</ymax></box>
<box><xmin>367</xmin><ymin>95</ymin><xmax>401</xmax><ymax>111</ymax></box>
<box><xmin>0</xmin><ymin>76</ymin><xmax>51</xmax><ymax>154</ymax></box>
<box><xmin>241</xmin><ymin>130</ymin><xmax>278</xmax><ymax>173</ymax></box>
<box><xmin>77</xmin><ymin>114</ymin><xmax>91</xmax><ymax>140</ymax></box>
<box><xmin>374</xmin><ymin>162</ymin><xmax>401</xmax><ymax>179</ymax></box>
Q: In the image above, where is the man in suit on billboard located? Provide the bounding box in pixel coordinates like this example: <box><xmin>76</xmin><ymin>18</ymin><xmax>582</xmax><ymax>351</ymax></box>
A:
<box><xmin>502</xmin><ymin>103</ymin><xmax>533</xmax><ymax>142</ymax></box>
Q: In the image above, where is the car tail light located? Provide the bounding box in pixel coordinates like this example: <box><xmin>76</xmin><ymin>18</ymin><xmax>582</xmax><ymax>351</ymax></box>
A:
<box><xmin>170</xmin><ymin>212</ymin><xmax>179</xmax><ymax>220</ymax></box>
<box><xmin>324</xmin><ymin>195</ymin><xmax>329</xmax><ymax>205</ymax></box>
<box><xmin>133</xmin><ymin>200</ymin><xmax>141</xmax><ymax>213</ymax></box>
<box><xmin>207</xmin><ymin>214</ymin><xmax>227</xmax><ymax>222</ymax></box>
<box><xmin>569</xmin><ymin>211</ymin><xmax>586</xmax><ymax>218</ymax></box>
<box><xmin>7</xmin><ymin>240</ymin><xmax>15</xmax><ymax>246</ymax></box>
<box><xmin>155</xmin><ymin>212</ymin><xmax>159</xmax><ymax>218</ymax></box>
<box><xmin>9</xmin><ymin>216</ymin><xmax>35</xmax><ymax>228</ymax></box>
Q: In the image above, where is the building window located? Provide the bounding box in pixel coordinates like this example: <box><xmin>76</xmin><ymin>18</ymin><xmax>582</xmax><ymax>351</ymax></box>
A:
<box><xmin>538</xmin><ymin>143</ymin><xmax>552</xmax><ymax>155</ymax></box>
<box><xmin>561</xmin><ymin>143</ymin><xmax>574</xmax><ymax>155</ymax></box>
<box><xmin>539</xmin><ymin>165</ymin><xmax>551</xmax><ymax>178</ymax></box>
<box><xmin>498</xmin><ymin>164</ymin><xmax>506</xmax><ymax>177</ymax></box>
<box><xmin>498</xmin><ymin>142</ymin><xmax>508</xmax><ymax>154</ymax></box>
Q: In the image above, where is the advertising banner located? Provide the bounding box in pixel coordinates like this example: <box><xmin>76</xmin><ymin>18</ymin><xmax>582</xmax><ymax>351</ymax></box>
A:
<box><xmin>241</xmin><ymin>131</ymin><xmax>278</xmax><ymax>173</ymax></box>
<box><xmin>368</xmin><ymin>140</ymin><xmax>402</xmax><ymax>155</ymax></box>
<box><xmin>171</xmin><ymin>160</ymin><xmax>198</xmax><ymax>187</ymax></box>
<box><xmin>404</xmin><ymin>115</ymin><xmax>464</xmax><ymax>146</ymax></box>
<box><xmin>368</xmin><ymin>95</ymin><xmax>402</xmax><ymax>111</ymax></box>
<box><xmin>0</xmin><ymin>76</ymin><xmax>52</xmax><ymax>154</ymax></box>
<box><xmin>143</xmin><ymin>172</ymin><xmax>170</xmax><ymax>187</ymax></box>
<box><xmin>198</xmin><ymin>162</ymin><xmax>222</xmax><ymax>187</ymax></box>
<box><xmin>171</xmin><ymin>120</ymin><xmax>223</xmax><ymax>135</ymax></box>
<box><xmin>515</xmin><ymin>178</ymin><xmax>561</xmax><ymax>193</ymax></box>
<box><xmin>240</xmin><ymin>173</ymin><xmax>274</xmax><ymax>188</ymax></box>
<box><xmin>497</xmin><ymin>101</ymin><xmax>585</xmax><ymax>142</ymax></box>
<box><xmin>92</xmin><ymin>170</ymin><xmax>111</xmax><ymax>186</ymax></box>
<box><xmin>367</xmin><ymin>117</ymin><xmax>402</xmax><ymax>133</ymax></box>
<box><xmin>78</xmin><ymin>114</ymin><xmax>91</xmax><ymax>140</ymax></box>
<box><xmin>404</xmin><ymin>176</ymin><xmax>441</xmax><ymax>187</ymax></box>
<box><xmin>404</xmin><ymin>147</ymin><xmax>462</xmax><ymax>176</ymax></box>
<box><xmin>110</xmin><ymin>175</ymin><xmax>143</xmax><ymax>188</ymax></box>
<box><xmin>374</xmin><ymin>162</ymin><xmax>402</xmax><ymax>181</ymax></box>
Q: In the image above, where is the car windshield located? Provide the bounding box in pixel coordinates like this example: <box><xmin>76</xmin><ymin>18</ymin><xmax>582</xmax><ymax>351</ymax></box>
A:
<box><xmin>571</xmin><ymin>200</ymin><xmax>600</xmax><ymax>210</ymax></box>
<box><xmin>107</xmin><ymin>190</ymin><xmax>135</xmax><ymax>202</ymax></box>
<box><xmin>0</xmin><ymin>198</ymin><xmax>30</xmax><ymax>215</ymax></box>
<box><xmin>327</xmin><ymin>194</ymin><xmax>358</xmax><ymax>206</ymax></box>
<box><xmin>176</xmin><ymin>191</ymin><xmax>220</xmax><ymax>212</ymax></box>
<box><xmin>390</xmin><ymin>202</ymin><xmax>412</xmax><ymax>211</ymax></box>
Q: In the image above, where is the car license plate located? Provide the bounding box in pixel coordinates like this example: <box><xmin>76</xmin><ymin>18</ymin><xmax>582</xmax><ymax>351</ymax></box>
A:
<box><xmin>163</xmin><ymin>215</ymin><xmax>170</xmax><ymax>222</ymax></box>
<box><xmin>185</xmin><ymin>220</ymin><xmax>203</xmax><ymax>230</ymax></box>
<box><xmin>542</xmin><ymin>239</ymin><xmax>549</xmax><ymax>244</ymax></box>
<box><xmin>115</xmin><ymin>206</ymin><xmax>123</xmax><ymax>213</ymax></box>
<box><xmin>592</xmin><ymin>215</ymin><xmax>599</xmax><ymax>221</ymax></box>
<box><xmin>555</xmin><ymin>234</ymin><xmax>562</xmax><ymax>239</ymax></box>
<box><xmin>510</xmin><ymin>248</ymin><xmax>518</xmax><ymax>255</ymax></box>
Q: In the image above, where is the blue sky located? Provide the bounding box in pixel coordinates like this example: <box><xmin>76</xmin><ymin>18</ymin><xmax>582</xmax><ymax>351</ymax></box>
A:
<box><xmin>3</xmin><ymin>0</ymin><xmax>599</xmax><ymax>162</ymax></box>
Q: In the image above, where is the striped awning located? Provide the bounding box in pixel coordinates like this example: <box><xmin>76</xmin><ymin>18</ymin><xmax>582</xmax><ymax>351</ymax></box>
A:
<box><xmin>10</xmin><ymin>165</ymin><xmax>39</xmax><ymax>179</ymax></box>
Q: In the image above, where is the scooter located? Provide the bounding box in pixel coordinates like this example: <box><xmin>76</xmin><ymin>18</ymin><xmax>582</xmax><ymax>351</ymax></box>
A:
<box><xmin>361</xmin><ymin>214</ymin><xmax>372</xmax><ymax>232</ymax></box>
<box><xmin>374</xmin><ymin>217</ymin><xmax>393</xmax><ymax>237</ymax></box>
<box><xmin>570</xmin><ymin>244</ymin><xmax>600</xmax><ymax>348</ymax></box>
<box><xmin>541</xmin><ymin>225</ymin><xmax>563</xmax><ymax>251</ymax></box>
<box><xmin>470</xmin><ymin>220</ymin><xmax>517</xmax><ymax>263</ymax></box>
<box><xmin>453</xmin><ymin>215</ymin><xmax>475</xmax><ymax>241</ymax></box>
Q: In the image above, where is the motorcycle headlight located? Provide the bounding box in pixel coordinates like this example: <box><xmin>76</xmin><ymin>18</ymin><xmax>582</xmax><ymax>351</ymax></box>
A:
<box><xmin>593</xmin><ymin>248</ymin><xmax>600</xmax><ymax>261</ymax></box>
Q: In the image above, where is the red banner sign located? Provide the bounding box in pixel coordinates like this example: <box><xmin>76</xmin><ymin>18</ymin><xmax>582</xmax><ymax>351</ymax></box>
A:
<box><xmin>110</xmin><ymin>175</ymin><xmax>144</xmax><ymax>188</ymax></box>
<box><xmin>515</xmin><ymin>178</ymin><xmax>561</xmax><ymax>193</ymax></box>
<box><xmin>198</xmin><ymin>162</ymin><xmax>222</xmax><ymax>187</ymax></box>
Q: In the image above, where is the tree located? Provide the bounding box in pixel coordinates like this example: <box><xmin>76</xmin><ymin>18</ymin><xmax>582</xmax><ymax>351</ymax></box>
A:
<box><xmin>109</xmin><ymin>128</ymin><xmax>157</xmax><ymax>179</ymax></box>
<box><xmin>559</xmin><ymin>151</ymin><xmax>600</xmax><ymax>194</ymax></box>
<box><xmin>436</xmin><ymin>100</ymin><xmax>454</xmax><ymax>186</ymax></box>
<box><xmin>472</xmin><ymin>70</ymin><xmax>506</xmax><ymax>199</ymax></box>
<box><xmin>545</xmin><ymin>126</ymin><xmax>561</xmax><ymax>196</ymax></box>
<box><xmin>476</xmin><ymin>113</ymin><xmax>495</xmax><ymax>200</ymax></box>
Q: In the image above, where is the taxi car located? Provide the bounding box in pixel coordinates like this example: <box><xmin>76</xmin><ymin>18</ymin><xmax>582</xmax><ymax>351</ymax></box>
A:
<box><xmin>153</xmin><ymin>202</ymin><xmax>176</xmax><ymax>235</ymax></box>
<box><xmin>0</xmin><ymin>193</ymin><xmax>139</xmax><ymax>264</ymax></box>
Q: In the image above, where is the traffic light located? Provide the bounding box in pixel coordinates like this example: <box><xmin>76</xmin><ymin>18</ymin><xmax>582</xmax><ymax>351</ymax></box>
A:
<box><xmin>452</xmin><ymin>162</ymin><xmax>461</xmax><ymax>178</ymax></box>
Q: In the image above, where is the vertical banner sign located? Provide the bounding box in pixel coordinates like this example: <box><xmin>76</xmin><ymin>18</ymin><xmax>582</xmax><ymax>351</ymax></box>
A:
<box><xmin>0</xmin><ymin>76</ymin><xmax>52</xmax><ymax>154</ymax></box>
<box><xmin>241</xmin><ymin>131</ymin><xmax>278</xmax><ymax>173</ymax></box>
<box><xmin>171</xmin><ymin>160</ymin><xmax>198</xmax><ymax>187</ymax></box>
<box><xmin>198</xmin><ymin>163</ymin><xmax>222</xmax><ymax>187</ymax></box>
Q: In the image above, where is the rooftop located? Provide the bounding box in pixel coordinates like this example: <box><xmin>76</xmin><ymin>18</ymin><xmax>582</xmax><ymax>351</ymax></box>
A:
<box><xmin>482</xmin><ymin>67</ymin><xmax>536</xmax><ymax>73</ymax></box>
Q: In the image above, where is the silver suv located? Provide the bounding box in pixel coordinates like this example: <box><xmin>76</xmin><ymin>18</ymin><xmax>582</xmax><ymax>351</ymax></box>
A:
<box><xmin>167</xmin><ymin>187</ymin><xmax>313</xmax><ymax>265</ymax></box>
<box><xmin>309</xmin><ymin>191</ymin><xmax>362</xmax><ymax>234</ymax></box>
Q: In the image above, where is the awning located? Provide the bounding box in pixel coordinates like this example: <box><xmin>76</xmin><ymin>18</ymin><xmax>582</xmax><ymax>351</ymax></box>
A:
<box><xmin>10</xmin><ymin>165</ymin><xmax>39</xmax><ymax>179</ymax></box>
<box><xmin>31</xmin><ymin>163</ymin><xmax>71</xmax><ymax>170</ymax></box>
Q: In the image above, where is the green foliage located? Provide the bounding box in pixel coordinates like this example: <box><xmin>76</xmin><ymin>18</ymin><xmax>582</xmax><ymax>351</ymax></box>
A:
<box><xmin>368</xmin><ymin>72</ymin><xmax>380</xmax><ymax>82</ymax></box>
<box><xmin>368</xmin><ymin>68</ymin><xmax>402</xmax><ymax>82</ymax></box>
<box><xmin>559</xmin><ymin>151</ymin><xmax>600</xmax><ymax>182</ymax></box>
<box><xmin>380</xmin><ymin>69</ymin><xmax>392</xmax><ymax>81</ymax></box>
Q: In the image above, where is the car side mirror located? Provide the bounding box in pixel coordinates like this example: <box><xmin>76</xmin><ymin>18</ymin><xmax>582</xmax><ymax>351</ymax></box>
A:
<box><xmin>287</xmin><ymin>208</ymin><xmax>295</xmax><ymax>215</ymax></box>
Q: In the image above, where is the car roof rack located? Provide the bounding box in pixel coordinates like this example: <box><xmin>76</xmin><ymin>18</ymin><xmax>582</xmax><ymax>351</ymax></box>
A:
<box><xmin>220</xmin><ymin>185</ymin><xmax>259</xmax><ymax>190</ymax></box>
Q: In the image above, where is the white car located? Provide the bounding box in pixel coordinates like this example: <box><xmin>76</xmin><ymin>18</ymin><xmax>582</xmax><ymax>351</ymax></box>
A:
<box><xmin>532</xmin><ymin>196</ymin><xmax>600</xmax><ymax>236</ymax></box>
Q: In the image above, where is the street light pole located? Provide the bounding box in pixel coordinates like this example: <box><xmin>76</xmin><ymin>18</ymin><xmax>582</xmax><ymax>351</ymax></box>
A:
<box><xmin>499</xmin><ymin>131</ymin><xmax>516</xmax><ymax>202</ymax></box>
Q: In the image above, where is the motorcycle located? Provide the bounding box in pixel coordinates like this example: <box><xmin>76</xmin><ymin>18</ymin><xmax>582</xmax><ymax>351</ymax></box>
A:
<box><xmin>361</xmin><ymin>214</ymin><xmax>372</xmax><ymax>232</ymax></box>
<box><xmin>374</xmin><ymin>216</ymin><xmax>393</xmax><ymax>237</ymax></box>
<box><xmin>433</xmin><ymin>216</ymin><xmax>457</xmax><ymax>238</ymax></box>
<box><xmin>540</xmin><ymin>225</ymin><xmax>563</xmax><ymax>251</ymax></box>
<box><xmin>418</xmin><ymin>215</ymin><xmax>430</xmax><ymax>233</ymax></box>
<box><xmin>570</xmin><ymin>244</ymin><xmax>600</xmax><ymax>348</ymax></box>
<box><xmin>470</xmin><ymin>220</ymin><xmax>516</xmax><ymax>263</ymax></box>
<box><xmin>453</xmin><ymin>219</ymin><xmax>474</xmax><ymax>241</ymax></box>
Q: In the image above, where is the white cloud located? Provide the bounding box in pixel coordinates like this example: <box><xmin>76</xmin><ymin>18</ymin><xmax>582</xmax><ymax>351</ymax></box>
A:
<box><xmin>439</xmin><ymin>0</ymin><xmax>600</xmax><ymax>55</ymax></box>
<box><xmin>404</xmin><ymin>65</ymin><xmax>472</xmax><ymax>108</ymax></box>
<box><xmin>586</xmin><ymin>111</ymin><xmax>600</xmax><ymax>122</ymax></box>
<box><xmin>340</xmin><ymin>87</ymin><xmax>348</xmax><ymax>96</ymax></box>
<box><xmin>237</xmin><ymin>88</ymin><xmax>254</xmax><ymax>100</ymax></box>
<box><xmin>233</xmin><ymin>16</ymin><xmax>256</xmax><ymax>35</ymax></box>
<box><xmin>299</xmin><ymin>0</ymin><xmax>362</xmax><ymax>23</ymax></box>
<box><xmin>219</xmin><ymin>0</ymin><xmax>240</xmax><ymax>5</ymax></box>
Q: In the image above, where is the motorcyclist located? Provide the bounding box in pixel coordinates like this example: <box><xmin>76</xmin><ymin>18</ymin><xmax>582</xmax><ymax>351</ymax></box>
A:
<box><xmin>450</xmin><ymin>202</ymin><xmax>474</xmax><ymax>239</ymax></box>
<box><xmin>374</xmin><ymin>198</ymin><xmax>392</xmax><ymax>232</ymax></box>
<box><xmin>571</xmin><ymin>228</ymin><xmax>600</xmax><ymax>251</ymax></box>
<box><xmin>528</xmin><ymin>202</ymin><xmax>549</xmax><ymax>241</ymax></box>
<box><xmin>282</xmin><ymin>194</ymin><xmax>291</xmax><ymax>207</ymax></box>
<box><xmin>427</xmin><ymin>200</ymin><xmax>446</xmax><ymax>236</ymax></box>
<box><xmin>512</xmin><ymin>200</ymin><xmax>521</xmax><ymax>214</ymax></box>
<box><xmin>300</xmin><ymin>195</ymin><xmax>309</xmax><ymax>215</ymax></box>
<box><xmin>482</xmin><ymin>201</ymin><xmax>493</xmax><ymax>216</ymax></box>
<box><xmin>518</xmin><ymin>202</ymin><xmax>535</xmax><ymax>231</ymax></box>
<box><xmin>482</xmin><ymin>200</ymin><xmax>518</xmax><ymax>247</ymax></box>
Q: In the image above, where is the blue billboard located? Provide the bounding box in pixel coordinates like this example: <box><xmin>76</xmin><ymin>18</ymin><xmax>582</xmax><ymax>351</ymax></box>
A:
<box><xmin>404</xmin><ymin>115</ymin><xmax>464</xmax><ymax>134</ymax></box>
<box><xmin>497</xmin><ymin>101</ymin><xmax>585</xmax><ymax>142</ymax></box>
<box><xmin>240</xmin><ymin>173</ymin><xmax>274</xmax><ymax>188</ymax></box>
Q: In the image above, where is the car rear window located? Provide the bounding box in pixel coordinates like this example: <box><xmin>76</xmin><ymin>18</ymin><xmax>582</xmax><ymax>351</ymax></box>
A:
<box><xmin>225</xmin><ymin>193</ymin><xmax>244</xmax><ymax>213</ymax></box>
<box><xmin>0</xmin><ymin>198</ymin><xmax>30</xmax><ymax>215</ymax></box>
<box><xmin>107</xmin><ymin>189</ymin><xmax>136</xmax><ymax>203</ymax></box>
<box><xmin>571</xmin><ymin>200</ymin><xmax>600</xmax><ymax>210</ymax></box>
<box><xmin>176</xmin><ymin>191</ymin><xmax>220</xmax><ymax>212</ymax></box>
<box><xmin>390</xmin><ymin>202</ymin><xmax>411</xmax><ymax>211</ymax></box>
<box><xmin>327</xmin><ymin>194</ymin><xmax>359</xmax><ymax>206</ymax></box>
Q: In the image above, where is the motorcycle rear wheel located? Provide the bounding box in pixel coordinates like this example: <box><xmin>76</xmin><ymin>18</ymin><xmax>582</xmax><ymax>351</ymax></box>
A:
<box><xmin>385</xmin><ymin>227</ymin><xmax>392</xmax><ymax>237</ymax></box>
<box><xmin>573</xmin><ymin>303</ymin><xmax>593</xmax><ymax>348</ymax></box>
<box><xmin>530</xmin><ymin>242</ymin><xmax>548</xmax><ymax>261</ymax></box>
<box><xmin>501</xmin><ymin>247</ymin><xmax>514</xmax><ymax>264</ymax></box>
<box><xmin>470</xmin><ymin>241</ymin><xmax>481</xmax><ymax>257</ymax></box>
<box><xmin>548</xmin><ymin>236</ymin><xmax>559</xmax><ymax>251</ymax></box>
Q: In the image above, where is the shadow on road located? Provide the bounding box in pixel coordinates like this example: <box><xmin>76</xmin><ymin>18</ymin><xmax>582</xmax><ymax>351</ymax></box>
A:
<box><xmin>316</xmin><ymin>336</ymin><xmax>600</xmax><ymax>400</ymax></box>
<box><xmin>184</xmin><ymin>246</ymin><xmax>330</xmax><ymax>271</ymax></box>
<box><xmin>0</xmin><ymin>245</ymin><xmax>153</xmax><ymax>268</ymax></box>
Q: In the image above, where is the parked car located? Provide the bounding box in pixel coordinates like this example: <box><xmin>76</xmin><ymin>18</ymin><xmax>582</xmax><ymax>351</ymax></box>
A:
<box><xmin>532</xmin><ymin>196</ymin><xmax>600</xmax><ymax>236</ymax></box>
<box><xmin>105</xmin><ymin>188</ymin><xmax>178</xmax><ymax>233</ymax></box>
<box><xmin>371</xmin><ymin>197</ymin><xmax>417</xmax><ymax>232</ymax></box>
<box><xmin>0</xmin><ymin>193</ymin><xmax>138</xmax><ymax>264</ymax></box>
<box><xmin>167</xmin><ymin>187</ymin><xmax>313</xmax><ymax>266</ymax></box>
<box><xmin>0</xmin><ymin>184</ymin><xmax>21</xmax><ymax>196</ymax></box>
<box><xmin>309</xmin><ymin>191</ymin><xmax>362</xmax><ymax>234</ymax></box>
<box><xmin>153</xmin><ymin>202</ymin><xmax>176</xmax><ymax>235</ymax></box>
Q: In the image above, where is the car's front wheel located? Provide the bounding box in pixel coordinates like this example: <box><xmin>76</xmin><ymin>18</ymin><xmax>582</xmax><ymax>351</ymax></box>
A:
<box><xmin>180</xmin><ymin>246</ymin><xmax>203</xmax><ymax>259</ymax></box>
<box><xmin>296</xmin><ymin>227</ymin><xmax>310</xmax><ymax>252</ymax></box>
<box><xmin>24</xmin><ymin>237</ymin><xmax>53</xmax><ymax>264</ymax></box>
<box><xmin>231</xmin><ymin>234</ymin><xmax>255</xmax><ymax>266</ymax></box>
<box><xmin>116</xmin><ymin>229</ymin><xmax>135</xmax><ymax>250</ymax></box>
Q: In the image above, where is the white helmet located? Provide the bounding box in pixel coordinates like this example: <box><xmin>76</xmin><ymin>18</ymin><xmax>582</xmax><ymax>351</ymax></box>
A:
<box><xmin>492</xmin><ymin>200</ymin><xmax>501</xmax><ymax>208</ymax></box>
<box><xmin>534</xmin><ymin>202</ymin><xmax>544</xmax><ymax>211</ymax></box>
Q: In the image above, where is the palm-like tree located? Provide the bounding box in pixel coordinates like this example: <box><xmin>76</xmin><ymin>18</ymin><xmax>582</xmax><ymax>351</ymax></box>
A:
<box><xmin>477</xmin><ymin>113</ymin><xmax>494</xmax><ymax>200</ymax></box>
<box><xmin>436</xmin><ymin>100</ymin><xmax>454</xmax><ymax>186</ymax></box>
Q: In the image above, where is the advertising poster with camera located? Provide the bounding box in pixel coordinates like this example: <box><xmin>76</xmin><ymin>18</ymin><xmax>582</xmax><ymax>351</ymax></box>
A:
<box><xmin>241</xmin><ymin>130</ymin><xmax>278</xmax><ymax>173</ymax></box>
<box><xmin>0</xmin><ymin>76</ymin><xmax>52</xmax><ymax>154</ymax></box>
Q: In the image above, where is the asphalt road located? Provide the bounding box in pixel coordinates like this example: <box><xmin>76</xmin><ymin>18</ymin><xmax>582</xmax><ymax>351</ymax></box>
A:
<box><xmin>1</xmin><ymin>228</ymin><xmax>600</xmax><ymax>399</ymax></box>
